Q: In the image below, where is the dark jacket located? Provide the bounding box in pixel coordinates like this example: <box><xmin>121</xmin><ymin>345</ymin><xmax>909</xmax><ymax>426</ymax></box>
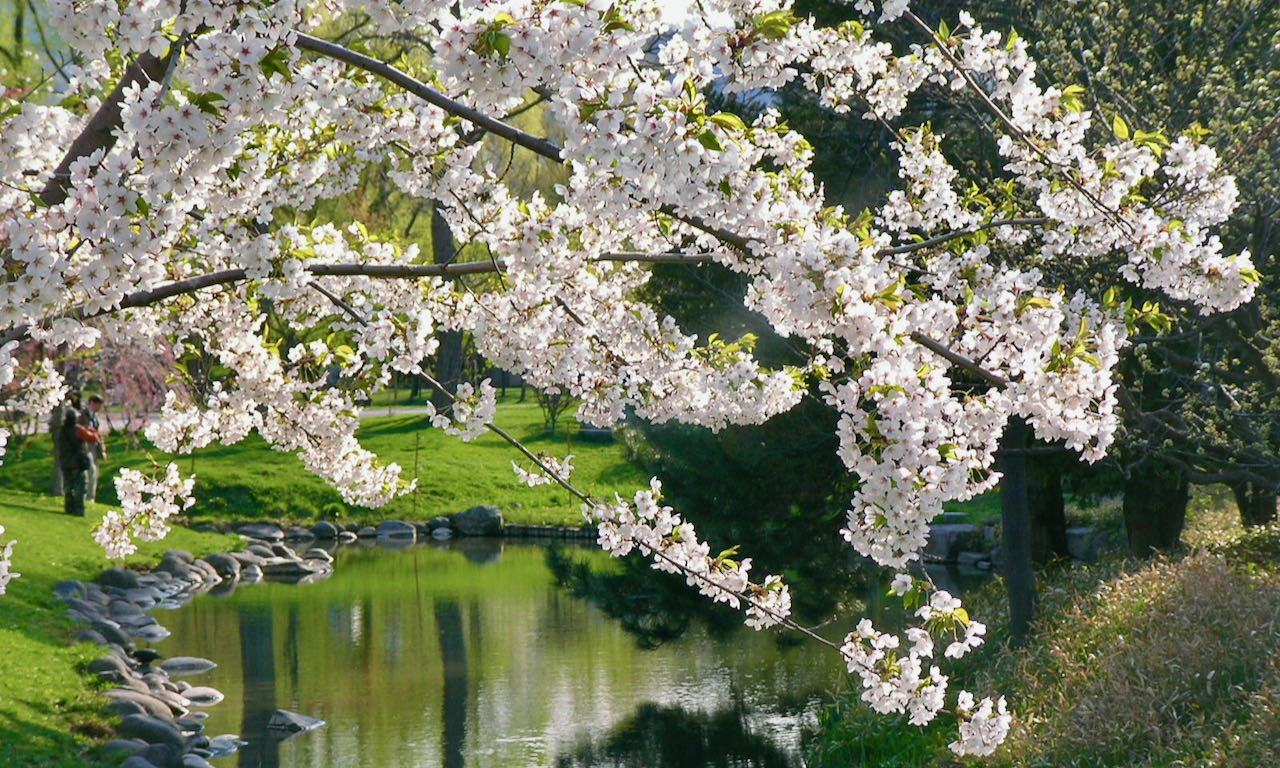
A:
<box><xmin>58</xmin><ymin>408</ymin><xmax>91</xmax><ymax>473</ymax></box>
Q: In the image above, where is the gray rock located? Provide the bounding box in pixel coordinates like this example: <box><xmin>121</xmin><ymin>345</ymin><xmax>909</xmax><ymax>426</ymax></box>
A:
<box><xmin>260</xmin><ymin>558</ymin><xmax>320</xmax><ymax>578</ymax></box>
<box><xmin>107</xmin><ymin>698</ymin><xmax>148</xmax><ymax>718</ymax></box>
<box><xmin>376</xmin><ymin>520</ymin><xmax>416</xmax><ymax>540</ymax></box>
<box><xmin>246</xmin><ymin>545</ymin><xmax>277</xmax><ymax>561</ymax></box>
<box><xmin>266</xmin><ymin>709</ymin><xmax>325</xmax><ymax>737</ymax></box>
<box><xmin>156</xmin><ymin>555</ymin><xmax>197</xmax><ymax>582</ymax></box>
<box><xmin>206</xmin><ymin>735</ymin><xmax>244</xmax><ymax>757</ymax></box>
<box><xmin>200</xmin><ymin>553</ymin><xmax>240</xmax><ymax>580</ymax></box>
<box><xmin>182</xmin><ymin>755</ymin><xmax>214</xmax><ymax>768</ymax></box>
<box><xmin>310</xmin><ymin>521</ymin><xmax>340</xmax><ymax>539</ymax></box>
<box><xmin>431</xmin><ymin>527</ymin><xmax>453</xmax><ymax>540</ymax></box>
<box><xmin>269</xmin><ymin>543</ymin><xmax>297</xmax><ymax>559</ymax></box>
<box><xmin>923</xmin><ymin>523</ymin><xmax>980</xmax><ymax>563</ymax></box>
<box><xmin>1066</xmin><ymin>526</ymin><xmax>1105</xmax><ymax>562</ymax></box>
<box><xmin>338</xmin><ymin>530</ymin><xmax>358</xmax><ymax>543</ymax></box>
<box><xmin>100</xmin><ymin>568</ymin><xmax>142</xmax><ymax>590</ymax></box>
<box><xmin>120</xmin><ymin>757</ymin><xmax>161</xmax><ymax>768</ymax></box>
<box><xmin>183</xmin><ymin>687</ymin><xmax>225</xmax><ymax>707</ymax></box>
<box><xmin>285</xmin><ymin>526</ymin><xmax>315</xmax><ymax>541</ymax></box>
<box><xmin>92</xmin><ymin>619</ymin><xmax>134</xmax><ymax>649</ymax></box>
<box><xmin>302</xmin><ymin>548</ymin><xmax>333</xmax><ymax>564</ymax></box>
<box><xmin>236</xmin><ymin>523</ymin><xmax>284</xmax><ymax>542</ymax></box>
<box><xmin>453</xmin><ymin>505</ymin><xmax>503</xmax><ymax>536</ymax></box>
<box><xmin>240</xmin><ymin>564</ymin><xmax>263</xmax><ymax>583</ymax></box>
<box><xmin>231</xmin><ymin>549</ymin><xmax>267</xmax><ymax>566</ymax></box>
<box><xmin>71</xmin><ymin>628</ymin><xmax>108</xmax><ymax>645</ymax></box>
<box><xmin>151</xmin><ymin>689</ymin><xmax>192</xmax><ymax>716</ymax></box>
<box><xmin>159</xmin><ymin>656</ymin><xmax>217</xmax><ymax>677</ymax></box>
<box><xmin>356</xmin><ymin>526</ymin><xmax>378</xmax><ymax>538</ymax></box>
<box><xmin>190</xmin><ymin>524</ymin><xmax>219</xmax><ymax>534</ymax></box>
<box><xmin>142</xmin><ymin>743</ymin><xmax>182</xmax><ymax>768</ymax></box>
<box><xmin>117</xmin><ymin>714</ymin><xmax>185</xmax><ymax>751</ymax></box>
<box><xmin>175</xmin><ymin>717</ymin><xmax>205</xmax><ymax>732</ymax></box>
<box><xmin>104</xmin><ymin>739</ymin><xmax>149</xmax><ymax>757</ymax></box>
<box><xmin>54</xmin><ymin>579</ymin><xmax>86</xmax><ymax>600</ymax></box>
<box><xmin>132</xmin><ymin>624</ymin><xmax>172</xmax><ymax>644</ymax></box>
<box><xmin>165</xmin><ymin>550</ymin><xmax>195</xmax><ymax>565</ymax></box>
<box><xmin>63</xmin><ymin>596</ymin><xmax>103</xmax><ymax>619</ymax></box>
<box><xmin>89</xmin><ymin>655</ymin><xmax>134</xmax><ymax>679</ymax></box>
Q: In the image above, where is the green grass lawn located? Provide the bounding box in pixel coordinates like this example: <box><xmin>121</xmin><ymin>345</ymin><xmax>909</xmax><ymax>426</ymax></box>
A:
<box><xmin>0</xmin><ymin>491</ymin><xmax>239</xmax><ymax>768</ymax></box>
<box><xmin>0</xmin><ymin>395</ymin><xmax>649</xmax><ymax>529</ymax></box>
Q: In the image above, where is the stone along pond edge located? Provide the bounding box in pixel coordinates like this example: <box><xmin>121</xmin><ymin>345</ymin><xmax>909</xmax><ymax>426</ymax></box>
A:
<box><xmin>54</xmin><ymin>505</ymin><xmax>595</xmax><ymax>768</ymax></box>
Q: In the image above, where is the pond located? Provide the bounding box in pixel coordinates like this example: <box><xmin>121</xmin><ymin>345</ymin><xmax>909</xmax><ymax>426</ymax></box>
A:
<box><xmin>152</xmin><ymin>538</ymin><xmax>855</xmax><ymax>768</ymax></box>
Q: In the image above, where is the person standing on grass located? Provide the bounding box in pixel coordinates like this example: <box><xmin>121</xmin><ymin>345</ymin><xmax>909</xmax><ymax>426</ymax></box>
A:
<box><xmin>47</xmin><ymin>399</ymin><xmax>69</xmax><ymax>495</ymax></box>
<box><xmin>79</xmin><ymin>393</ymin><xmax>106</xmax><ymax>503</ymax></box>
<box><xmin>57</xmin><ymin>401</ymin><xmax>93</xmax><ymax>517</ymax></box>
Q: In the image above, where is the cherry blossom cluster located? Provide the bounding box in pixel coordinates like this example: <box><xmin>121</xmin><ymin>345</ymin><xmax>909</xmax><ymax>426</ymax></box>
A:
<box><xmin>6</xmin><ymin>360</ymin><xmax>70</xmax><ymax>426</ymax></box>
<box><xmin>0</xmin><ymin>524</ymin><xmax>16</xmax><ymax>595</ymax></box>
<box><xmin>426</xmin><ymin>379</ymin><xmax>498</xmax><ymax>441</ymax></box>
<box><xmin>589</xmin><ymin>479</ymin><xmax>793</xmax><ymax>630</ymax></box>
<box><xmin>840</xmin><ymin>574</ymin><xmax>991</xmax><ymax>738</ymax></box>
<box><xmin>96</xmin><ymin>463</ymin><xmax>196</xmax><ymax>559</ymax></box>
<box><xmin>512</xmin><ymin>453</ymin><xmax>574</xmax><ymax>487</ymax></box>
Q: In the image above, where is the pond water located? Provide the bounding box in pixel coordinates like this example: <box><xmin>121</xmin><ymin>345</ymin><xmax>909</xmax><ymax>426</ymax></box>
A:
<box><xmin>153</xmin><ymin>538</ymin><xmax>854</xmax><ymax>768</ymax></box>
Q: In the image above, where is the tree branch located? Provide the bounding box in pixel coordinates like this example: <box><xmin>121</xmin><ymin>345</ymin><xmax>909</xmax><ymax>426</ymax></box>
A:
<box><xmin>37</xmin><ymin>50</ymin><xmax>174</xmax><ymax>207</ymax></box>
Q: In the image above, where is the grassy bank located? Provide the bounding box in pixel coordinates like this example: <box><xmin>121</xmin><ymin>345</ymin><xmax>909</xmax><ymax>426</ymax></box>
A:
<box><xmin>806</xmin><ymin>504</ymin><xmax>1280</xmax><ymax>768</ymax></box>
<box><xmin>0</xmin><ymin>490</ymin><xmax>238</xmax><ymax>768</ymax></box>
<box><xmin>0</xmin><ymin>395</ymin><xmax>650</xmax><ymax>528</ymax></box>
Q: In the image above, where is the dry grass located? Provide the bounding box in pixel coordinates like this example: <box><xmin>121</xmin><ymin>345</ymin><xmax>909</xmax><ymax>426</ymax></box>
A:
<box><xmin>986</xmin><ymin>554</ymin><xmax>1280</xmax><ymax>768</ymax></box>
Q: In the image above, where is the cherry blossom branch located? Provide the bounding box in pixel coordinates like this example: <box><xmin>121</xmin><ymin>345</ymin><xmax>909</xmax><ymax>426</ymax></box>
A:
<box><xmin>903</xmin><ymin>11</ymin><xmax>1134</xmax><ymax>236</ymax></box>
<box><xmin>304</xmin><ymin>280</ymin><xmax>841</xmax><ymax>650</ymax></box>
<box><xmin>292</xmin><ymin>33</ymin><xmax>565</xmax><ymax>162</ymax></box>
<box><xmin>38</xmin><ymin>49</ymin><xmax>174</xmax><ymax>206</ymax></box>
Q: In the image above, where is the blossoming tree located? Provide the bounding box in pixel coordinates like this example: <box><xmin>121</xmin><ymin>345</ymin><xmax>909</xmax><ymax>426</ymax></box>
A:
<box><xmin>0</xmin><ymin>0</ymin><xmax>1260</xmax><ymax>754</ymax></box>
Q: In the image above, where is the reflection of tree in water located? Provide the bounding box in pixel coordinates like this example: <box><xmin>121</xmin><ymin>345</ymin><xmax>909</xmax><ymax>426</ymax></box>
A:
<box><xmin>547</xmin><ymin>547</ymin><xmax>742</xmax><ymax>649</ymax></box>
<box><xmin>554</xmin><ymin>702</ymin><xmax>798</xmax><ymax>768</ymax></box>
<box><xmin>238</xmin><ymin>606</ymin><xmax>279</xmax><ymax>768</ymax></box>
<box><xmin>435</xmin><ymin>598</ymin><xmax>468</xmax><ymax>768</ymax></box>
<box><xmin>548</xmin><ymin>544</ymin><xmax>876</xmax><ymax>650</ymax></box>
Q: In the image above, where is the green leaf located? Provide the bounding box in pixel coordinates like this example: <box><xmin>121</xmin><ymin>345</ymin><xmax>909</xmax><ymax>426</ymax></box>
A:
<box><xmin>1112</xmin><ymin>114</ymin><xmax>1130</xmax><ymax>141</ymax></box>
<box><xmin>493</xmin><ymin>32</ymin><xmax>511</xmax><ymax>59</ymax></box>
<box><xmin>707</xmin><ymin>112</ymin><xmax>748</xmax><ymax>133</ymax></box>
<box><xmin>697</xmin><ymin>130</ymin><xmax>723</xmax><ymax>152</ymax></box>
<box><xmin>259</xmin><ymin>47</ymin><xmax>293</xmax><ymax>83</ymax></box>
<box><xmin>189</xmin><ymin>92</ymin><xmax>226</xmax><ymax>116</ymax></box>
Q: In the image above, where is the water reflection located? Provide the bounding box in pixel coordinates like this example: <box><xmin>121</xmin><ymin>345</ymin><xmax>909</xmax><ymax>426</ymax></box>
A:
<box><xmin>554</xmin><ymin>702</ymin><xmax>796</xmax><ymax>768</ymax></box>
<box><xmin>155</xmin><ymin>540</ymin><xmax>848</xmax><ymax>768</ymax></box>
<box><xmin>239</xmin><ymin>606</ymin><xmax>278</xmax><ymax>768</ymax></box>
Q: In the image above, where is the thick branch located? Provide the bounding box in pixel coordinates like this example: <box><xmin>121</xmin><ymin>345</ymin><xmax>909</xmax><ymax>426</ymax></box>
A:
<box><xmin>1</xmin><ymin>254</ymin><xmax>713</xmax><ymax>346</ymax></box>
<box><xmin>292</xmin><ymin>33</ymin><xmax>564</xmax><ymax>163</ymax></box>
<box><xmin>38</xmin><ymin>51</ymin><xmax>173</xmax><ymax>207</ymax></box>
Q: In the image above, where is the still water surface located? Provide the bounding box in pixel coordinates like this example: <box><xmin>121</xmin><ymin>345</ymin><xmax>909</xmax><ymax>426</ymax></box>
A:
<box><xmin>155</xmin><ymin>539</ymin><xmax>850</xmax><ymax>767</ymax></box>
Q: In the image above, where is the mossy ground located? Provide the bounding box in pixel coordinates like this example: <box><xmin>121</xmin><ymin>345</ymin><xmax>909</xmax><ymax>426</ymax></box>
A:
<box><xmin>0</xmin><ymin>491</ymin><xmax>238</xmax><ymax>768</ymax></box>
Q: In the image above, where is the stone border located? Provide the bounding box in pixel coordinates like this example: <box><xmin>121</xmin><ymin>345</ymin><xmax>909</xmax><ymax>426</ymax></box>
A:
<box><xmin>190</xmin><ymin>504</ymin><xmax>600</xmax><ymax>547</ymax></box>
<box><xmin>55</xmin><ymin>539</ymin><xmax>335</xmax><ymax>768</ymax></box>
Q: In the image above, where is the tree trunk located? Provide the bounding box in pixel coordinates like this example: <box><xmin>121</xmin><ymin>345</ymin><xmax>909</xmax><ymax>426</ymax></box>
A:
<box><xmin>1122</xmin><ymin>460</ymin><xmax>1189</xmax><ymax>556</ymax></box>
<box><xmin>999</xmin><ymin>417</ymin><xmax>1037</xmax><ymax>646</ymax></box>
<box><xmin>431</xmin><ymin>205</ymin><xmax>464</xmax><ymax>409</ymax></box>
<box><xmin>1232</xmin><ymin>482</ymin><xmax>1278</xmax><ymax>527</ymax></box>
<box><xmin>1027</xmin><ymin>452</ymin><xmax>1070</xmax><ymax>564</ymax></box>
